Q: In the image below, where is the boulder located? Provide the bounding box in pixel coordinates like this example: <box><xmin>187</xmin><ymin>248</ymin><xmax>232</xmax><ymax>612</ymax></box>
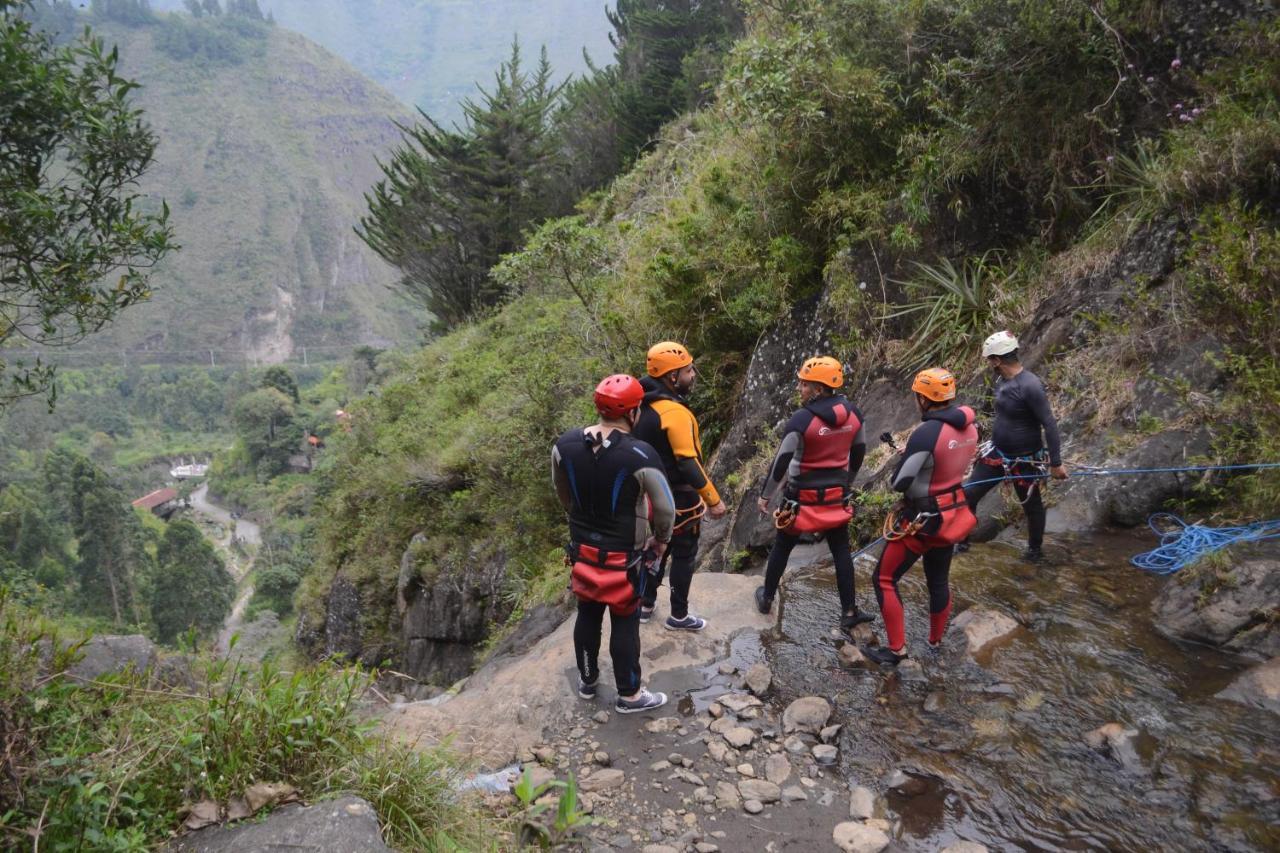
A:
<box><xmin>724</xmin><ymin>727</ymin><xmax>756</xmax><ymax>749</ymax></box>
<box><xmin>838</xmin><ymin>644</ymin><xmax>867</xmax><ymax>667</ymax></box>
<box><xmin>1152</xmin><ymin>556</ymin><xmax>1280</xmax><ymax>660</ymax></box>
<box><xmin>744</xmin><ymin>662</ymin><xmax>772</xmax><ymax>695</ymax></box>
<box><xmin>580</xmin><ymin>769</ymin><xmax>626</xmax><ymax>792</ymax></box>
<box><xmin>832</xmin><ymin>821</ymin><xmax>890</xmax><ymax>853</ymax></box>
<box><xmin>951</xmin><ymin>608</ymin><xmax>1020</xmax><ymax>659</ymax></box>
<box><xmin>764</xmin><ymin>754</ymin><xmax>792</xmax><ymax>785</ymax></box>
<box><xmin>848</xmin><ymin>786</ymin><xmax>875</xmax><ymax>820</ymax></box>
<box><xmin>1216</xmin><ymin>657</ymin><xmax>1280</xmax><ymax>715</ymax></box>
<box><xmin>168</xmin><ymin>796</ymin><xmax>389</xmax><ymax>852</ymax></box>
<box><xmin>65</xmin><ymin>635</ymin><xmax>157</xmax><ymax>682</ymax></box>
<box><xmin>781</xmin><ymin>696</ymin><xmax>832</xmax><ymax>734</ymax></box>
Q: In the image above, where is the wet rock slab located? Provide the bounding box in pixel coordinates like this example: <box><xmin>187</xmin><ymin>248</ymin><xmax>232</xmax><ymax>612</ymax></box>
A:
<box><xmin>1216</xmin><ymin>656</ymin><xmax>1280</xmax><ymax>714</ymax></box>
<box><xmin>169</xmin><ymin>796</ymin><xmax>389</xmax><ymax>852</ymax></box>
<box><xmin>952</xmin><ymin>608</ymin><xmax>1020</xmax><ymax>659</ymax></box>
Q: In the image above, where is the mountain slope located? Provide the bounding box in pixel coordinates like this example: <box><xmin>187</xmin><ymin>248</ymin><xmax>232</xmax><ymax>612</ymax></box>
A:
<box><xmin>86</xmin><ymin>19</ymin><xmax>421</xmax><ymax>362</ymax></box>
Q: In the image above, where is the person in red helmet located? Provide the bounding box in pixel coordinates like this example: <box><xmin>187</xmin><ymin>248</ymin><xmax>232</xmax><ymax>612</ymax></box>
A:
<box><xmin>755</xmin><ymin>356</ymin><xmax>874</xmax><ymax>631</ymax></box>
<box><xmin>552</xmin><ymin>374</ymin><xmax>676</xmax><ymax>713</ymax></box>
<box><xmin>865</xmin><ymin>368</ymin><xmax>979</xmax><ymax>666</ymax></box>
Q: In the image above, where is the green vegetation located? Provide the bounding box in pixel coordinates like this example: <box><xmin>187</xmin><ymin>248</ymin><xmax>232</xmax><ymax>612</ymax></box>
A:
<box><xmin>1</xmin><ymin>0</ymin><xmax>175</xmax><ymax>405</ymax></box>
<box><xmin>0</xmin><ymin>592</ymin><xmax>491</xmax><ymax>849</ymax></box>
<box><xmin>151</xmin><ymin>518</ymin><xmax>234</xmax><ymax>642</ymax></box>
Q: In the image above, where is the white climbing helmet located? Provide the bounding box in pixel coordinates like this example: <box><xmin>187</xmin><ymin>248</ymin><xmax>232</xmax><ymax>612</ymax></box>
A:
<box><xmin>982</xmin><ymin>330</ymin><xmax>1019</xmax><ymax>358</ymax></box>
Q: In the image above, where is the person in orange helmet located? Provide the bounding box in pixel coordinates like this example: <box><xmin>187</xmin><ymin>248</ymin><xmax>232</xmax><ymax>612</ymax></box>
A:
<box><xmin>865</xmin><ymin>368</ymin><xmax>979</xmax><ymax>666</ymax></box>
<box><xmin>755</xmin><ymin>356</ymin><xmax>874</xmax><ymax>631</ymax></box>
<box><xmin>631</xmin><ymin>341</ymin><xmax>727</xmax><ymax>631</ymax></box>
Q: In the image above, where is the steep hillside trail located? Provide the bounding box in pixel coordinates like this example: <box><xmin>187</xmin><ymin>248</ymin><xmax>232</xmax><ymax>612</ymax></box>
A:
<box><xmin>382</xmin><ymin>535</ymin><xmax>1276</xmax><ymax>852</ymax></box>
<box><xmin>187</xmin><ymin>484</ymin><xmax>259</xmax><ymax>655</ymax></box>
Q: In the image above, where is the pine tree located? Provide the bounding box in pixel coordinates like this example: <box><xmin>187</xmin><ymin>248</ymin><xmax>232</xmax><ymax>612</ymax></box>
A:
<box><xmin>359</xmin><ymin>41</ymin><xmax>566</xmax><ymax>329</ymax></box>
<box><xmin>69</xmin><ymin>457</ymin><xmax>146</xmax><ymax>626</ymax></box>
<box><xmin>151</xmin><ymin>519</ymin><xmax>233</xmax><ymax>644</ymax></box>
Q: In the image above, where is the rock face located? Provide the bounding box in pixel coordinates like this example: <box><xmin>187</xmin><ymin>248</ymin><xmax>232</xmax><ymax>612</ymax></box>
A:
<box><xmin>951</xmin><ymin>609</ymin><xmax>1020</xmax><ymax>659</ymax></box>
<box><xmin>1152</xmin><ymin>555</ymin><xmax>1280</xmax><ymax>660</ymax></box>
<box><xmin>1217</xmin><ymin>657</ymin><xmax>1280</xmax><ymax>715</ymax></box>
<box><xmin>169</xmin><ymin>796</ymin><xmax>390</xmax><ymax>852</ymax></box>
<box><xmin>1083</xmin><ymin>723</ymin><xmax>1143</xmax><ymax>772</ymax></box>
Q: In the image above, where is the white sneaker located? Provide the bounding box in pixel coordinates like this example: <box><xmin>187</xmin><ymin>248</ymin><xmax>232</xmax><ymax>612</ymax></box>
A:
<box><xmin>615</xmin><ymin>688</ymin><xmax>668</xmax><ymax>714</ymax></box>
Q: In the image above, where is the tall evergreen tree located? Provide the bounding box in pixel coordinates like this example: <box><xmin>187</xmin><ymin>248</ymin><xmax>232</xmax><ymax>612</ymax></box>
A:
<box><xmin>151</xmin><ymin>519</ymin><xmax>232</xmax><ymax>643</ymax></box>
<box><xmin>68</xmin><ymin>457</ymin><xmax>146</xmax><ymax>625</ymax></box>
<box><xmin>359</xmin><ymin>41</ymin><xmax>565</xmax><ymax>329</ymax></box>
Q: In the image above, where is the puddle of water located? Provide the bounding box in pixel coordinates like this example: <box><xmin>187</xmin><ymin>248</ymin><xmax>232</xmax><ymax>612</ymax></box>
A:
<box><xmin>766</xmin><ymin>531</ymin><xmax>1280</xmax><ymax>851</ymax></box>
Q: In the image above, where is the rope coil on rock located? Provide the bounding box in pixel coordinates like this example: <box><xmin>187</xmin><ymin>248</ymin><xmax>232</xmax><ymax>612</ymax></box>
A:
<box><xmin>1130</xmin><ymin>513</ymin><xmax>1280</xmax><ymax>575</ymax></box>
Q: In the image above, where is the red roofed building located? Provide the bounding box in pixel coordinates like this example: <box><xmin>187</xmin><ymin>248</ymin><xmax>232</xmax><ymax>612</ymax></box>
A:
<box><xmin>132</xmin><ymin>487</ymin><xmax>179</xmax><ymax>517</ymax></box>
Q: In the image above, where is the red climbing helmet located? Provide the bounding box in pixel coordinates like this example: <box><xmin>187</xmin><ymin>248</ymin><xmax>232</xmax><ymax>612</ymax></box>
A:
<box><xmin>593</xmin><ymin>374</ymin><xmax>644</xmax><ymax>418</ymax></box>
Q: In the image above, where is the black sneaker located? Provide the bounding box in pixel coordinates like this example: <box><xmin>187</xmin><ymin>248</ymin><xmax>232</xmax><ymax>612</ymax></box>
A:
<box><xmin>954</xmin><ymin>541</ymin><xmax>971</xmax><ymax>554</ymax></box>
<box><xmin>840</xmin><ymin>610</ymin><xmax>874</xmax><ymax>631</ymax></box>
<box><xmin>754</xmin><ymin>586</ymin><xmax>773</xmax><ymax>615</ymax></box>
<box><xmin>578</xmin><ymin>678</ymin><xmax>598</xmax><ymax>700</ymax></box>
<box><xmin>665</xmin><ymin>614</ymin><xmax>706</xmax><ymax>632</ymax></box>
<box><xmin>865</xmin><ymin>646</ymin><xmax>909</xmax><ymax>666</ymax></box>
<box><xmin>1021</xmin><ymin>547</ymin><xmax>1046</xmax><ymax>564</ymax></box>
<box><xmin>615</xmin><ymin>688</ymin><xmax>668</xmax><ymax>714</ymax></box>
<box><xmin>639</xmin><ymin>604</ymin><xmax>655</xmax><ymax>623</ymax></box>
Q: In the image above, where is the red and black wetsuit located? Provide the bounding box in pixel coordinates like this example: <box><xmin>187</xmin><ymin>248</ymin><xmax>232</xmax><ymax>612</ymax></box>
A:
<box><xmin>759</xmin><ymin>394</ymin><xmax>866</xmax><ymax>611</ymax></box>
<box><xmin>552</xmin><ymin>427</ymin><xmax>675</xmax><ymax>695</ymax></box>
<box><xmin>874</xmin><ymin>404</ymin><xmax>978</xmax><ymax>652</ymax></box>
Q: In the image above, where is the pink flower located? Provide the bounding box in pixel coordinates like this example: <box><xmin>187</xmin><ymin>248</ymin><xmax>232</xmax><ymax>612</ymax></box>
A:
<box><xmin>1174</xmin><ymin>103</ymin><xmax>1183</xmax><ymax>110</ymax></box>
<box><xmin>1171</xmin><ymin>58</ymin><xmax>1182</xmax><ymax>69</ymax></box>
<box><xmin>1146</xmin><ymin>76</ymin><xmax>1155</xmax><ymax>83</ymax></box>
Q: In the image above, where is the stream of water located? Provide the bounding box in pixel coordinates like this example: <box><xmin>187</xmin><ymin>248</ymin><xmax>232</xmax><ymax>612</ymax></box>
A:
<box><xmin>766</xmin><ymin>532</ymin><xmax>1278</xmax><ymax>851</ymax></box>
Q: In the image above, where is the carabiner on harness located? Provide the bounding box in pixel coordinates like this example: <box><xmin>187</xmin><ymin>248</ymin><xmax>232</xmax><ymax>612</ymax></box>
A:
<box><xmin>882</xmin><ymin>507</ymin><xmax>938</xmax><ymax>541</ymax></box>
<box><xmin>773</xmin><ymin>498</ymin><xmax>800</xmax><ymax>530</ymax></box>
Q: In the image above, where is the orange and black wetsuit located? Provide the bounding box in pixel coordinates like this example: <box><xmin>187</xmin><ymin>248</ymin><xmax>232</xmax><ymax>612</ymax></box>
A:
<box><xmin>874</xmin><ymin>404</ymin><xmax>978</xmax><ymax>653</ymax></box>
<box><xmin>758</xmin><ymin>394</ymin><xmax>866</xmax><ymax>612</ymax></box>
<box><xmin>552</xmin><ymin>427</ymin><xmax>675</xmax><ymax>695</ymax></box>
<box><xmin>631</xmin><ymin>376</ymin><xmax>721</xmax><ymax>619</ymax></box>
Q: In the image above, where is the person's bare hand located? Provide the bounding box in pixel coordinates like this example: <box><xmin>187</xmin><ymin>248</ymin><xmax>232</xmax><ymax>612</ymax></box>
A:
<box><xmin>707</xmin><ymin>500</ymin><xmax>728</xmax><ymax>519</ymax></box>
<box><xmin>1050</xmin><ymin>464</ymin><xmax>1068</xmax><ymax>480</ymax></box>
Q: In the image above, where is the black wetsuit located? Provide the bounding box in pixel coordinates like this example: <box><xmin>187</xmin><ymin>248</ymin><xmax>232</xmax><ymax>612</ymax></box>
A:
<box><xmin>758</xmin><ymin>394</ymin><xmax>866</xmax><ymax>611</ymax></box>
<box><xmin>552</xmin><ymin>427</ymin><xmax>675</xmax><ymax>695</ymax></box>
<box><xmin>963</xmin><ymin>368</ymin><xmax>1062</xmax><ymax>551</ymax></box>
<box><xmin>631</xmin><ymin>376</ymin><xmax>720</xmax><ymax>619</ymax></box>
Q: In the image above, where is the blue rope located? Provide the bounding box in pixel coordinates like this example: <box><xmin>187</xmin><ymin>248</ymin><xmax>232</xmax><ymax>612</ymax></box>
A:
<box><xmin>1131</xmin><ymin>513</ymin><xmax>1280</xmax><ymax>575</ymax></box>
<box><xmin>981</xmin><ymin>461</ymin><xmax>1280</xmax><ymax>484</ymax></box>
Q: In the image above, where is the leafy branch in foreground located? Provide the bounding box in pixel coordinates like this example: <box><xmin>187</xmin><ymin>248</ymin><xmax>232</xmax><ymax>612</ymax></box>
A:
<box><xmin>1</xmin><ymin>1</ymin><xmax>176</xmax><ymax>408</ymax></box>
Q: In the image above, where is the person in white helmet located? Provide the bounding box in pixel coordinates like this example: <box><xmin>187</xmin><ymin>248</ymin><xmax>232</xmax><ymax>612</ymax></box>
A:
<box><xmin>961</xmin><ymin>331</ymin><xmax>1067</xmax><ymax>562</ymax></box>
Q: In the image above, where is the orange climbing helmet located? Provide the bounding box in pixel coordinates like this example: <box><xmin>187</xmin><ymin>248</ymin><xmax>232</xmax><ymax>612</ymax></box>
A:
<box><xmin>911</xmin><ymin>367</ymin><xmax>956</xmax><ymax>402</ymax></box>
<box><xmin>594</xmin><ymin>374</ymin><xmax>645</xmax><ymax>418</ymax></box>
<box><xmin>797</xmin><ymin>356</ymin><xmax>843</xmax><ymax>389</ymax></box>
<box><xmin>646</xmin><ymin>341</ymin><xmax>693</xmax><ymax>377</ymax></box>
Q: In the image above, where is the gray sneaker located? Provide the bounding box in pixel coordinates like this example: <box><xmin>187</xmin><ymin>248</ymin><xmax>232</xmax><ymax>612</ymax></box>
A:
<box><xmin>664</xmin><ymin>614</ymin><xmax>706</xmax><ymax>632</ymax></box>
<box><xmin>616</xmin><ymin>688</ymin><xmax>668</xmax><ymax>714</ymax></box>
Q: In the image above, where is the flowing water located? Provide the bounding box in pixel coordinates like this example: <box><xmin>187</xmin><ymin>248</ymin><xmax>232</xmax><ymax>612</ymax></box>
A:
<box><xmin>766</xmin><ymin>532</ymin><xmax>1278</xmax><ymax>851</ymax></box>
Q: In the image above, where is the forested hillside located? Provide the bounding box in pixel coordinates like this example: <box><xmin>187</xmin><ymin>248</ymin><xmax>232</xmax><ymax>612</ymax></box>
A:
<box><xmin>298</xmin><ymin>0</ymin><xmax>1280</xmax><ymax>687</ymax></box>
<box><xmin>25</xmin><ymin>2</ymin><xmax>421</xmax><ymax>363</ymax></box>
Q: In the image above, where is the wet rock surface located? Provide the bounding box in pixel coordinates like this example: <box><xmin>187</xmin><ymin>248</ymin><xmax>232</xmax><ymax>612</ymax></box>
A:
<box><xmin>169</xmin><ymin>796</ymin><xmax>389</xmax><ymax>852</ymax></box>
<box><xmin>63</xmin><ymin>634</ymin><xmax>157</xmax><ymax>682</ymax></box>
<box><xmin>1152</xmin><ymin>553</ymin><xmax>1280</xmax><ymax>660</ymax></box>
<box><xmin>951</xmin><ymin>608</ymin><xmax>1020</xmax><ymax>660</ymax></box>
<box><xmin>1216</xmin><ymin>656</ymin><xmax>1280</xmax><ymax>715</ymax></box>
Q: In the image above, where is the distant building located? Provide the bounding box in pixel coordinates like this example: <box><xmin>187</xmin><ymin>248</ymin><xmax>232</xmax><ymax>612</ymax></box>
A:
<box><xmin>132</xmin><ymin>488</ymin><xmax>180</xmax><ymax>518</ymax></box>
<box><xmin>170</xmin><ymin>463</ymin><xmax>210</xmax><ymax>479</ymax></box>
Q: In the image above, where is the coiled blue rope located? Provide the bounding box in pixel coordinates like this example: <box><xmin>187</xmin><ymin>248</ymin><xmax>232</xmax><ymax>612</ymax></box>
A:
<box><xmin>1130</xmin><ymin>513</ymin><xmax>1280</xmax><ymax>575</ymax></box>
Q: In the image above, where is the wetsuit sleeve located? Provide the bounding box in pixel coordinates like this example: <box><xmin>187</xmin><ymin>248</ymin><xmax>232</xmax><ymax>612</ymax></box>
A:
<box><xmin>661</xmin><ymin>405</ymin><xmax>723</xmax><ymax>506</ymax></box>
<box><xmin>1027</xmin><ymin>380</ymin><xmax>1063</xmax><ymax>466</ymax></box>
<box><xmin>760</xmin><ymin>430</ymin><xmax>803</xmax><ymax>502</ymax></box>
<box><xmin>891</xmin><ymin>424</ymin><xmax>938</xmax><ymax>494</ymax></box>
<box><xmin>636</xmin><ymin>467</ymin><xmax>675</xmax><ymax>543</ymax></box>
<box><xmin>847</xmin><ymin>422</ymin><xmax>866</xmax><ymax>488</ymax></box>
<box><xmin>551</xmin><ymin>445</ymin><xmax>572</xmax><ymax>511</ymax></box>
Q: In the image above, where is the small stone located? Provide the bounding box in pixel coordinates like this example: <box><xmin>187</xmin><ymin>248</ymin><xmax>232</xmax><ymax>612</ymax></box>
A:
<box><xmin>673</xmin><ymin>769</ymin><xmax>704</xmax><ymax>786</ymax></box>
<box><xmin>642</xmin><ymin>845</ymin><xmax>679</xmax><ymax>853</ymax></box>
<box><xmin>724</xmin><ymin>727</ymin><xmax>756</xmax><ymax>749</ymax></box>
<box><xmin>784</xmin><ymin>735</ymin><xmax>809</xmax><ymax>755</ymax></box>
<box><xmin>579</xmin><ymin>794</ymin><xmax>594</xmax><ymax>815</ymax></box>
<box><xmin>743</xmin><ymin>799</ymin><xmax>764</xmax><ymax>814</ymax></box>
<box><xmin>650</xmin><ymin>760</ymin><xmax>672</xmax><ymax>772</ymax></box>
<box><xmin>800</xmin><ymin>777</ymin><xmax>817</xmax><ymax>789</ymax></box>
<box><xmin>782</xmin><ymin>785</ymin><xmax>808</xmax><ymax>802</ymax></box>
<box><xmin>739</xmin><ymin>706</ymin><xmax>762</xmax><ymax>721</ymax></box>
<box><xmin>738</xmin><ymin>779</ymin><xmax>782</xmax><ymax>803</ymax></box>
<box><xmin>865</xmin><ymin>819</ymin><xmax>892</xmax><ymax>833</ymax></box>
<box><xmin>714</xmin><ymin>781</ymin><xmax>740</xmax><ymax>808</ymax></box>
<box><xmin>693</xmin><ymin>786</ymin><xmax>715</xmax><ymax>804</ymax></box>
<box><xmin>718</xmin><ymin>662</ymin><xmax>737</xmax><ymax>675</ymax></box>
<box><xmin>782</xmin><ymin>696</ymin><xmax>832</xmax><ymax>734</ymax></box>
<box><xmin>820</xmin><ymin>724</ymin><xmax>841</xmax><ymax>744</ymax></box>
<box><xmin>952</xmin><ymin>608</ymin><xmax>1020</xmax><ymax>659</ymax></box>
<box><xmin>849</xmin><ymin>785</ymin><xmax>875</xmax><ymax>820</ymax></box>
<box><xmin>594</xmin><ymin>751</ymin><xmax>611</xmax><ymax>766</ymax></box>
<box><xmin>839</xmin><ymin>644</ymin><xmax>867</xmax><ymax>667</ymax></box>
<box><xmin>940</xmin><ymin>843</ymin><xmax>990</xmax><ymax>853</ymax></box>
<box><xmin>832</xmin><ymin>821</ymin><xmax>890</xmax><ymax>853</ymax></box>
<box><xmin>569</xmin><ymin>727</ymin><xmax>586</xmax><ymax>739</ymax></box>
<box><xmin>668</xmin><ymin>752</ymin><xmax>683</xmax><ymax>765</ymax></box>
<box><xmin>812</xmin><ymin>744</ymin><xmax>838</xmax><ymax>765</ymax></box>
<box><xmin>899</xmin><ymin>659</ymin><xmax>927</xmax><ymax>682</ymax></box>
<box><xmin>580</xmin><ymin>768</ymin><xmax>626</xmax><ymax>792</ymax></box>
<box><xmin>745</xmin><ymin>662</ymin><xmax>772</xmax><ymax>695</ymax></box>
<box><xmin>923</xmin><ymin>692</ymin><xmax>946</xmax><ymax>713</ymax></box>
<box><xmin>520</xmin><ymin>765</ymin><xmax>556</xmax><ymax>790</ymax></box>
<box><xmin>1083</xmin><ymin>723</ymin><xmax>1143</xmax><ymax>772</ymax></box>
<box><xmin>706</xmin><ymin>740</ymin><xmax>730</xmax><ymax>763</ymax></box>
<box><xmin>718</xmin><ymin>693</ymin><xmax>763</xmax><ymax>715</ymax></box>
<box><xmin>645</xmin><ymin>717</ymin><xmax>681</xmax><ymax>734</ymax></box>
<box><xmin>764</xmin><ymin>754</ymin><xmax>791</xmax><ymax>785</ymax></box>
<box><xmin>708</xmin><ymin>702</ymin><xmax>724</xmax><ymax>719</ymax></box>
<box><xmin>695</xmin><ymin>843</ymin><xmax>720</xmax><ymax>853</ymax></box>
<box><xmin>533</xmin><ymin>746</ymin><xmax>556</xmax><ymax>763</ymax></box>
<box><xmin>709</xmin><ymin>717</ymin><xmax>737</xmax><ymax>735</ymax></box>
<box><xmin>593</xmin><ymin>711</ymin><xmax>610</xmax><ymax>724</ymax></box>
<box><xmin>736</xmin><ymin>763</ymin><xmax>755</xmax><ymax>777</ymax></box>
